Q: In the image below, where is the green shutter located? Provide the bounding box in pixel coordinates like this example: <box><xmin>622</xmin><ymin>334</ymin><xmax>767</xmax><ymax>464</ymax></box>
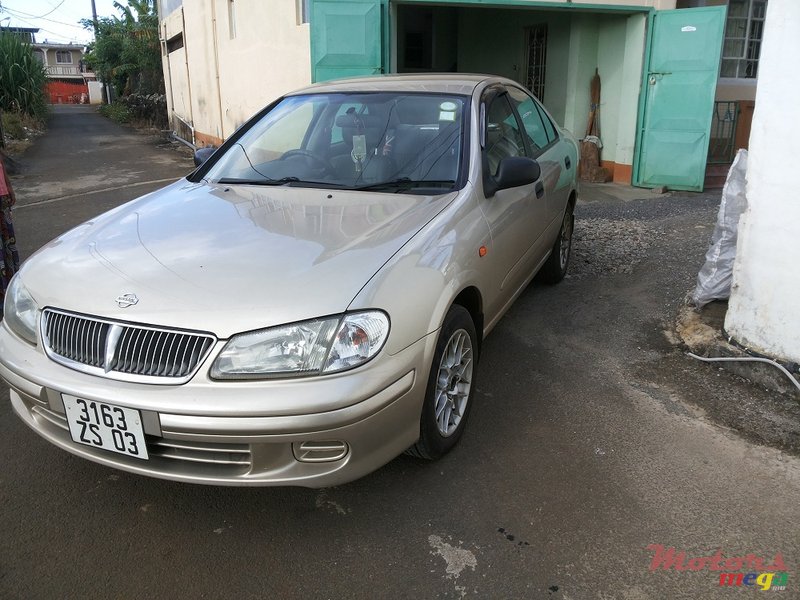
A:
<box><xmin>311</xmin><ymin>0</ymin><xmax>385</xmax><ymax>83</ymax></box>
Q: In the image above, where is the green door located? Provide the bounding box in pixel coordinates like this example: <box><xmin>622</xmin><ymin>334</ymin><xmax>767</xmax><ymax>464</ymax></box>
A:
<box><xmin>311</xmin><ymin>0</ymin><xmax>385</xmax><ymax>83</ymax></box>
<box><xmin>633</xmin><ymin>6</ymin><xmax>726</xmax><ymax>191</ymax></box>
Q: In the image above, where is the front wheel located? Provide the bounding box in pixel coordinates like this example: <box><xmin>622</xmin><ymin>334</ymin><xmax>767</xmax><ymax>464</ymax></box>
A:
<box><xmin>407</xmin><ymin>305</ymin><xmax>478</xmax><ymax>460</ymax></box>
<box><xmin>538</xmin><ymin>203</ymin><xmax>574</xmax><ymax>284</ymax></box>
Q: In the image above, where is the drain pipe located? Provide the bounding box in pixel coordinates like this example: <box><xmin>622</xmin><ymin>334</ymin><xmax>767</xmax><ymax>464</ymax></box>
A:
<box><xmin>170</xmin><ymin>131</ymin><xmax>196</xmax><ymax>151</ymax></box>
<box><xmin>686</xmin><ymin>353</ymin><xmax>800</xmax><ymax>394</ymax></box>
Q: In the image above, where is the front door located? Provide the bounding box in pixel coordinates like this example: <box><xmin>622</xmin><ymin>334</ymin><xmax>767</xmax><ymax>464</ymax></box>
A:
<box><xmin>310</xmin><ymin>0</ymin><xmax>385</xmax><ymax>83</ymax></box>
<box><xmin>479</xmin><ymin>89</ymin><xmax>550</xmax><ymax>320</ymax></box>
<box><xmin>633</xmin><ymin>6</ymin><xmax>727</xmax><ymax>191</ymax></box>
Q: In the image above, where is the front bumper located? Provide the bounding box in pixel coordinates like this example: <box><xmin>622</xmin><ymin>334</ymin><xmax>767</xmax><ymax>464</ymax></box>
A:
<box><xmin>0</xmin><ymin>322</ymin><xmax>437</xmax><ymax>487</ymax></box>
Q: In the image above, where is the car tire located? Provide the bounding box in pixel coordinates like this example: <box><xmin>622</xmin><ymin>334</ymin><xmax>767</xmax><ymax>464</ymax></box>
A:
<box><xmin>407</xmin><ymin>305</ymin><xmax>478</xmax><ymax>460</ymax></box>
<box><xmin>538</xmin><ymin>202</ymin><xmax>574</xmax><ymax>284</ymax></box>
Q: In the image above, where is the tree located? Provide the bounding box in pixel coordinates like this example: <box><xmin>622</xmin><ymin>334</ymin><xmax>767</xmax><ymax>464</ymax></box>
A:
<box><xmin>81</xmin><ymin>0</ymin><xmax>162</xmax><ymax>97</ymax></box>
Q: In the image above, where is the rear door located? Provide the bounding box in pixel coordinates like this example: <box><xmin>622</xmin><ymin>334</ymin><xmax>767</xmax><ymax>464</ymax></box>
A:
<box><xmin>633</xmin><ymin>6</ymin><xmax>727</xmax><ymax>191</ymax></box>
<box><xmin>310</xmin><ymin>0</ymin><xmax>385</xmax><ymax>82</ymax></box>
<box><xmin>506</xmin><ymin>86</ymin><xmax>572</xmax><ymax>230</ymax></box>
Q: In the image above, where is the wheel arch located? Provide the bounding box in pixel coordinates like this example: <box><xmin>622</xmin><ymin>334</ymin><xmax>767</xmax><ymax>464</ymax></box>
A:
<box><xmin>451</xmin><ymin>286</ymin><xmax>484</xmax><ymax>353</ymax></box>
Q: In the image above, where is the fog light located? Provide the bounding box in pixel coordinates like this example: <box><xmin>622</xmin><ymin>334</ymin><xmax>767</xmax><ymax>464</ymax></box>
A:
<box><xmin>292</xmin><ymin>441</ymin><xmax>349</xmax><ymax>463</ymax></box>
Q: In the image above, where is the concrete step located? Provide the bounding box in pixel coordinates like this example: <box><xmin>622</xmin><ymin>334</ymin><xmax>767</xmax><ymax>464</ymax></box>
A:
<box><xmin>705</xmin><ymin>162</ymin><xmax>732</xmax><ymax>190</ymax></box>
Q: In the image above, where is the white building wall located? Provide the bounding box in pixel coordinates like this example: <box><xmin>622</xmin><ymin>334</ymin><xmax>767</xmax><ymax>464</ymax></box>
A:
<box><xmin>614</xmin><ymin>14</ymin><xmax>646</xmax><ymax>167</ymax></box>
<box><xmin>215</xmin><ymin>0</ymin><xmax>311</xmax><ymax>138</ymax></box>
<box><xmin>725</xmin><ymin>0</ymin><xmax>800</xmax><ymax>364</ymax></box>
<box><xmin>160</xmin><ymin>0</ymin><xmax>311</xmax><ymax>146</ymax></box>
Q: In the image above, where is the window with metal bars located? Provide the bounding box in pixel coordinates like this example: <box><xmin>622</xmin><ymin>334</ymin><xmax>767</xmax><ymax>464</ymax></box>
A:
<box><xmin>524</xmin><ymin>25</ymin><xmax>547</xmax><ymax>101</ymax></box>
<box><xmin>721</xmin><ymin>0</ymin><xmax>767</xmax><ymax>79</ymax></box>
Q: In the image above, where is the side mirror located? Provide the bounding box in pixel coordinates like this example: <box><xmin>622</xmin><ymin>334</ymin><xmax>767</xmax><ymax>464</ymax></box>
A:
<box><xmin>495</xmin><ymin>156</ymin><xmax>541</xmax><ymax>192</ymax></box>
<box><xmin>193</xmin><ymin>146</ymin><xmax>216</xmax><ymax>167</ymax></box>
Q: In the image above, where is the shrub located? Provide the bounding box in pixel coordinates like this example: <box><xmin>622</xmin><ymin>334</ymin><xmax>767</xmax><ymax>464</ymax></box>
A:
<box><xmin>1</xmin><ymin>111</ymin><xmax>25</xmax><ymax>139</ymax></box>
<box><xmin>99</xmin><ymin>102</ymin><xmax>132</xmax><ymax>123</ymax></box>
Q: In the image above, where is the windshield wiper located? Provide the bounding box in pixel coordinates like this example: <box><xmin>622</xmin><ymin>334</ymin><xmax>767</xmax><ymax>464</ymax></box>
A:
<box><xmin>216</xmin><ymin>176</ymin><xmax>299</xmax><ymax>186</ymax></box>
<box><xmin>352</xmin><ymin>178</ymin><xmax>456</xmax><ymax>192</ymax></box>
<box><xmin>216</xmin><ymin>177</ymin><xmax>348</xmax><ymax>189</ymax></box>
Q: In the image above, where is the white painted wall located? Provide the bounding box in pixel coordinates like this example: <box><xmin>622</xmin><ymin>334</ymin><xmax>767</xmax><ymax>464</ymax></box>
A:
<box><xmin>563</xmin><ymin>13</ymin><xmax>644</xmax><ymax>167</ymax></box>
<box><xmin>725</xmin><ymin>0</ymin><xmax>800</xmax><ymax>364</ymax></box>
<box><xmin>214</xmin><ymin>0</ymin><xmax>311</xmax><ymax>137</ymax></box>
<box><xmin>87</xmin><ymin>81</ymin><xmax>103</xmax><ymax>104</ymax></box>
<box><xmin>160</xmin><ymin>0</ymin><xmax>311</xmax><ymax>145</ymax></box>
<box><xmin>614</xmin><ymin>14</ymin><xmax>646</xmax><ymax>166</ymax></box>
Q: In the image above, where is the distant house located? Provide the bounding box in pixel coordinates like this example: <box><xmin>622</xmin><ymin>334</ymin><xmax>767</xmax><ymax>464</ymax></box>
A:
<box><xmin>32</xmin><ymin>41</ymin><xmax>97</xmax><ymax>104</ymax></box>
<box><xmin>3</xmin><ymin>26</ymin><xmax>98</xmax><ymax>104</ymax></box>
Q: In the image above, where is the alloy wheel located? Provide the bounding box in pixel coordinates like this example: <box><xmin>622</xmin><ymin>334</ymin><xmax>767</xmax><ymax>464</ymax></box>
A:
<box><xmin>434</xmin><ymin>329</ymin><xmax>473</xmax><ymax>437</ymax></box>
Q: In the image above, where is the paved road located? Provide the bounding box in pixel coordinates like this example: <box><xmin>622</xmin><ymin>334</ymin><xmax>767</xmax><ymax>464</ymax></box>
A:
<box><xmin>2</xmin><ymin>106</ymin><xmax>798</xmax><ymax>600</ymax></box>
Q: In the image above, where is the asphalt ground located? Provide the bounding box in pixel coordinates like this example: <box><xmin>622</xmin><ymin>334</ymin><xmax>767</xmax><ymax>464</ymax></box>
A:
<box><xmin>1</xmin><ymin>106</ymin><xmax>798</xmax><ymax>600</ymax></box>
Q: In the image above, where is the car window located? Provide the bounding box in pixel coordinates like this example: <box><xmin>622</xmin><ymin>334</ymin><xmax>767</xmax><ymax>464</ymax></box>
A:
<box><xmin>256</xmin><ymin>101</ymin><xmax>315</xmax><ymax>158</ymax></box>
<box><xmin>244</xmin><ymin>98</ymin><xmax>317</xmax><ymax>165</ymax></box>
<box><xmin>536</xmin><ymin>102</ymin><xmax>558</xmax><ymax>144</ymax></box>
<box><xmin>484</xmin><ymin>94</ymin><xmax>525</xmax><ymax>176</ymax></box>
<box><xmin>203</xmin><ymin>92</ymin><xmax>467</xmax><ymax>191</ymax></box>
<box><xmin>507</xmin><ymin>87</ymin><xmax>552</xmax><ymax>153</ymax></box>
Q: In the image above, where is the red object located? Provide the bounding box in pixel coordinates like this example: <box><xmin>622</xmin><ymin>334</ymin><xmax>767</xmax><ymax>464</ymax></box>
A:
<box><xmin>46</xmin><ymin>80</ymin><xmax>89</xmax><ymax>104</ymax></box>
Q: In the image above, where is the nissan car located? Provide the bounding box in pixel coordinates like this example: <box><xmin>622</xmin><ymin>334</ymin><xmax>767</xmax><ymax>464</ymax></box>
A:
<box><xmin>0</xmin><ymin>75</ymin><xmax>578</xmax><ymax>486</ymax></box>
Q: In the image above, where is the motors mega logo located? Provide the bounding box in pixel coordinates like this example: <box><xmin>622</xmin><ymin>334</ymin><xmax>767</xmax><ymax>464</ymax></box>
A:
<box><xmin>647</xmin><ymin>544</ymin><xmax>790</xmax><ymax>591</ymax></box>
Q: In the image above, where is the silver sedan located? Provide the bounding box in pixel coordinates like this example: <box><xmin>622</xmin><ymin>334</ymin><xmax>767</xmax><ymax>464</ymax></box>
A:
<box><xmin>1</xmin><ymin>75</ymin><xmax>578</xmax><ymax>486</ymax></box>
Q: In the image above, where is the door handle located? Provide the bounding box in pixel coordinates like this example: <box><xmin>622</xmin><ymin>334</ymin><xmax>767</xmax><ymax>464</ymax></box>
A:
<box><xmin>564</xmin><ymin>156</ymin><xmax>571</xmax><ymax>169</ymax></box>
<box><xmin>535</xmin><ymin>182</ymin><xmax>545</xmax><ymax>199</ymax></box>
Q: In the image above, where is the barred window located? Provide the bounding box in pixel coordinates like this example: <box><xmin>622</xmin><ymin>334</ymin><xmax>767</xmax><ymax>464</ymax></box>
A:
<box><xmin>720</xmin><ymin>0</ymin><xmax>767</xmax><ymax>79</ymax></box>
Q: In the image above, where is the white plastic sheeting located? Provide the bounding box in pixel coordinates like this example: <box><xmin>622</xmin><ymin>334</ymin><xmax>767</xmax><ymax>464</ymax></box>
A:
<box><xmin>692</xmin><ymin>149</ymin><xmax>748</xmax><ymax>307</ymax></box>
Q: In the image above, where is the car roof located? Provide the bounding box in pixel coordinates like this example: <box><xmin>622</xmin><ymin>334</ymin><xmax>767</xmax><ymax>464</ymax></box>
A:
<box><xmin>287</xmin><ymin>73</ymin><xmax>512</xmax><ymax>96</ymax></box>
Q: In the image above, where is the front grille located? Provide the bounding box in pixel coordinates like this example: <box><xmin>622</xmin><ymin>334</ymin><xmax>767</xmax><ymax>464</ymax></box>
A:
<box><xmin>42</xmin><ymin>309</ymin><xmax>216</xmax><ymax>383</ymax></box>
<box><xmin>45</xmin><ymin>310</ymin><xmax>110</xmax><ymax>368</ymax></box>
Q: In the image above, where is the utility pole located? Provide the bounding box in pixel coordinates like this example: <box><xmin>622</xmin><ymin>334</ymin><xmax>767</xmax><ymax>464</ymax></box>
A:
<box><xmin>90</xmin><ymin>0</ymin><xmax>98</xmax><ymax>32</ymax></box>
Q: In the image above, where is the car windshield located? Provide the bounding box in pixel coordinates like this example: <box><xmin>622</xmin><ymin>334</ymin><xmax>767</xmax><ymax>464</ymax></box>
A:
<box><xmin>204</xmin><ymin>92</ymin><xmax>467</xmax><ymax>193</ymax></box>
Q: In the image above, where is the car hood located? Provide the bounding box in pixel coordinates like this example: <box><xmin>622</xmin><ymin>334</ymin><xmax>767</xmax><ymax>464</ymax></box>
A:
<box><xmin>22</xmin><ymin>180</ymin><xmax>456</xmax><ymax>338</ymax></box>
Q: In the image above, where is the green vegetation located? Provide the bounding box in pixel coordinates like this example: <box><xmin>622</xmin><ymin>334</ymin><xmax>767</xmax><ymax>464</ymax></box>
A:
<box><xmin>82</xmin><ymin>0</ymin><xmax>162</xmax><ymax>97</ymax></box>
<box><xmin>98</xmin><ymin>102</ymin><xmax>132</xmax><ymax>124</ymax></box>
<box><xmin>0</xmin><ymin>30</ymin><xmax>48</xmax><ymax>119</ymax></box>
<box><xmin>2</xmin><ymin>111</ymin><xmax>29</xmax><ymax>139</ymax></box>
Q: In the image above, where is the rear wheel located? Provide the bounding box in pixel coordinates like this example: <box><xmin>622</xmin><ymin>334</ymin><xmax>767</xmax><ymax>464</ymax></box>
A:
<box><xmin>538</xmin><ymin>202</ymin><xmax>574</xmax><ymax>284</ymax></box>
<box><xmin>407</xmin><ymin>305</ymin><xmax>478</xmax><ymax>460</ymax></box>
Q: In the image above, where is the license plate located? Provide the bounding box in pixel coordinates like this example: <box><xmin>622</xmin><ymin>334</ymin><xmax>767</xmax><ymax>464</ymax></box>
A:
<box><xmin>62</xmin><ymin>395</ymin><xmax>149</xmax><ymax>460</ymax></box>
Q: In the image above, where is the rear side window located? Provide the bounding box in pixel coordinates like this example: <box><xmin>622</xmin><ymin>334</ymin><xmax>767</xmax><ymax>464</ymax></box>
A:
<box><xmin>536</xmin><ymin>103</ymin><xmax>558</xmax><ymax>144</ymax></box>
<box><xmin>507</xmin><ymin>86</ymin><xmax>555</xmax><ymax>153</ymax></box>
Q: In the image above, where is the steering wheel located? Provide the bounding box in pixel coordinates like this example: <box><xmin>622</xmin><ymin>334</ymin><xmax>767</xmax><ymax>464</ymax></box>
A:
<box><xmin>279</xmin><ymin>149</ymin><xmax>333</xmax><ymax>175</ymax></box>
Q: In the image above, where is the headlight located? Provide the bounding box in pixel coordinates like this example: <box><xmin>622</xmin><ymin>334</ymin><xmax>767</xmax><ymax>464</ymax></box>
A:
<box><xmin>3</xmin><ymin>274</ymin><xmax>40</xmax><ymax>345</ymax></box>
<box><xmin>210</xmin><ymin>311</ymin><xmax>390</xmax><ymax>379</ymax></box>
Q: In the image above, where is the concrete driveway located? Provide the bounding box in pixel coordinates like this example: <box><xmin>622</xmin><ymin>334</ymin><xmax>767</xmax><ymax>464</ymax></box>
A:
<box><xmin>1</xmin><ymin>106</ymin><xmax>797</xmax><ymax>600</ymax></box>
